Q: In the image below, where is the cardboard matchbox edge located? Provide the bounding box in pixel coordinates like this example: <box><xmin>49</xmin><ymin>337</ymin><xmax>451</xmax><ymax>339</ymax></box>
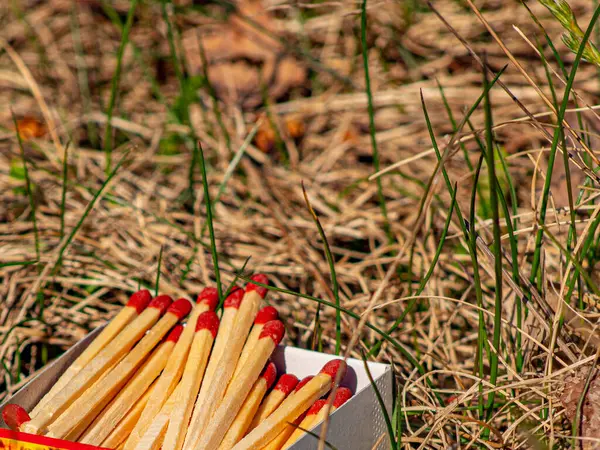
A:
<box><xmin>0</xmin><ymin>327</ymin><xmax>393</xmax><ymax>450</ymax></box>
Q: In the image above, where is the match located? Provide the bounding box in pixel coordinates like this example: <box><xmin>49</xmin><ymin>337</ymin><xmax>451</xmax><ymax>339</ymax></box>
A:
<box><xmin>231</xmin><ymin>306</ymin><xmax>278</xmax><ymax>382</ymax></box>
<box><xmin>180</xmin><ymin>287</ymin><xmax>244</xmax><ymax>450</ymax></box>
<box><xmin>22</xmin><ymin>294</ymin><xmax>173</xmax><ymax>435</ymax></box>
<box><xmin>161</xmin><ymin>311</ymin><xmax>220</xmax><ymax>450</ymax></box>
<box><xmin>125</xmin><ymin>288</ymin><xmax>218</xmax><ymax>450</ymax></box>
<box><xmin>216</xmin><ymin>362</ymin><xmax>277</xmax><ymax>450</ymax></box>
<box><xmin>80</xmin><ymin>325</ymin><xmax>183</xmax><ymax>446</ymax></box>
<box><xmin>230</xmin><ymin>359</ymin><xmax>347</xmax><ymax>450</ymax></box>
<box><xmin>30</xmin><ymin>290</ymin><xmax>153</xmax><ymax>420</ymax></box>
<box><xmin>282</xmin><ymin>387</ymin><xmax>352</xmax><ymax>449</ymax></box>
<box><xmin>194</xmin><ymin>320</ymin><xmax>285</xmax><ymax>450</ymax></box>
<box><xmin>101</xmin><ymin>380</ymin><xmax>158</xmax><ymax>449</ymax></box>
<box><xmin>248</xmin><ymin>374</ymin><xmax>298</xmax><ymax>432</ymax></box>
<box><xmin>45</xmin><ymin>298</ymin><xmax>191</xmax><ymax>440</ymax></box>
<box><xmin>183</xmin><ymin>277</ymin><xmax>267</xmax><ymax>450</ymax></box>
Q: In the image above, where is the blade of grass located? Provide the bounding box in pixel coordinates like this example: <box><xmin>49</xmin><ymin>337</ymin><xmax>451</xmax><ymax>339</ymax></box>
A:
<box><xmin>198</xmin><ymin>142</ymin><xmax>223</xmax><ymax>303</ymax></box>
<box><xmin>59</xmin><ymin>141</ymin><xmax>69</xmax><ymax>240</ymax></box>
<box><xmin>103</xmin><ymin>0</ymin><xmax>138</xmax><ymax>174</ymax></box>
<box><xmin>54</xmin><ymin>152</ymin><xmax>129</xmax><ymax>272</ymax></box>
<box><xmin>482</xmin><ymin>58</ymin><xmax>503</xmax><ymax>424</ymax></box>
<box><xmin>361</xmin><ymin>0</ymin><xmax>392</xmax><ymax>243</ymax></box>
<box><xmin>302</xmin><ymin>182</ymin><xmax>342</xmax><ymax>355</ymax></box>
<box><xmin>231</xmin><ymin>276</ymin><xmax>426</xmax><ymax>376</ymax></box>
<box><xmin>529</xmin><ymin>3</ymin><xmax>600</xmax><ymax>288</ymax></box>
<box><xmin>12</xmin><ymin>111</ymin><xmax>40</xmax><ymax>264</ymax></box>
<box><xmin>360</xmin><ymin>351</ymin><xmax>398</xmax><ymax>450</ymax></box>
<box><xmin>469</xmin><ymin>154</ymin><xmax>487</xmax><ymax>422</ymax></box>
<box><xmin>0</xmin><ymin>260</ymin><xmax>39</xmax><ymax>268</ymax></box>
<box><xmin>369</xmin><ymin>182</ymin><xmax>457</xmax><ymax>355</ymax></box>
<box><xmin>155</xmin><ymin>245</ymin><xmax>164</xmax><ymax>297</ymax></box>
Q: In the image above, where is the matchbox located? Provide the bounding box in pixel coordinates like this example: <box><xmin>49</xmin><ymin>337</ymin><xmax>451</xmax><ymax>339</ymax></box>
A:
<box><xmin>0</xmin><ymin>328</ymin><xmax>393</xmax><ymax>450</ymax></box>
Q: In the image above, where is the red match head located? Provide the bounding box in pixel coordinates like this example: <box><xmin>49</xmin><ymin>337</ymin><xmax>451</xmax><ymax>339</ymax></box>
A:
<box><xmin>127</xmin><ymin>289</ymin><xmax>153</xmax><ymax>313</ymax></box>
<box><xmin>167</xmin><ymin>325</ymin><xmax>184</xmax><ymax>343</ymax></box>
<box><xmin>259</xmin><ymin>320</ymin><xmax>285</xmax><ymax>345</ymax></box>
<box><xmin>246</xmin><ymin>274</ymin><xmax>269</xmax><ymax>298</ymax></box>
<box><xmin>261</xmin><ymin>362</ymin><xmax>278</xmax><ymax>389</ymax></box>
<box><xmin>196</xmin><ymin>311</ymin><xmax>220</xmax><ymax>338</ymax></box>
<box><xmin>2</xmin><ymin>404</ymin><xmax>30</xmax><ymax>430</ymax></box>
<box><xmin>295</xmin><ymin>376</ymin><xmax>314</xmax><ymax>392</ymax></box>
<box><xmin>319</xmin><ymin>360</ymin><xmax>347</xmax><ymax>383</ymax></box>
<box><xmin>167</xmin><ymin>298</ymin><xmax>192</xmax><ymax>320</ymax></box>
<box><xmin>273</xmin><ymin>374</ymin><xmax>299</xmax><ymax>396</ymax></box>
<box><xmin>224</xmin><ymin>287</ymin><xmax>244</xmax><ymax>309</ymax></box>
<box><xmin>148</xmin><ymin>295</ymin><xmax>173</xmax><ymax>315</ymax></box>
<box><xmin>306</xmin><ymin>399</ymin><xmax>327</xmax><ymax>416</ymax></box>
<box><xmin>196</xmin><ymin>287</ymin><xmax>219</xmax><ymax>311</ymax></box>
<box><xmin>332</xmin><ymin>387</ymin><xmax>352</xmax><ymax>408</ymax></box>
<box><xmin>255</xmin><ymin>306</ymin><xmax>278</xmax><ymax>325</ymax></box>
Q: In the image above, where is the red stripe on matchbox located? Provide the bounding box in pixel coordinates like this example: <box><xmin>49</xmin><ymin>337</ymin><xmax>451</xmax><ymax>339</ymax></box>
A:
<box><xmin>0</xmin><ymin>429</ymin><xmax>109</xmax><ymax>450</ymax></box>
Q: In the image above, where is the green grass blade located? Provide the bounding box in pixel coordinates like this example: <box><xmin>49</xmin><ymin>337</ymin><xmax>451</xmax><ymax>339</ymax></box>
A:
<box><xmin>155</xmin><ymin>245</ymin><xmax>164</xmax><ymax>296</ymax></box>
<box><xmin>60</xmin><ymin>141</ymin><xmax>70</xmax><ymax>240</ymax></box>
<box><xmin>55</xmin><ymin>152</ymin><xmax>129</xmax><ymax>272</ymax></box>
<box><xmin>12</xmin><ymin>112</ymin><xmax>40</xmax><ymax>263</ymax></box>
<box><xmin>482</xmin><ymin>59</ymin><xmax>503</xmax><ymax>421</ymax></box>
<box><xmin>529</xmin><ymin>3</ymin><xmax>600</xmax><ymax>287</ymax></box>
<box><xmin>231</xmin><ymin>276</ymin><xmax>426</xmax><ymax>376</ymax></box>
<box><xmin>198</xmin><ymin>142</ymin><xmax>223</xmax><ymax>303</ymax></box>
<box><xmin>103</xmin><ymin>0</ymin><xmax>138</xmax><ymax>174</ymax></box>
<box><xmin>302</xmin><ymin>182</ymin><xmax>342</xmax><ymax>355</ymax></box>
<box><xmin>360</xmin><ymin>353</ymin><xmax>398</xmax><ymax>450</ymax></box>
<box><xmin>361</xmin><ymin>0</ymin><xmax>391</xmax><ymax>243</ymax></box>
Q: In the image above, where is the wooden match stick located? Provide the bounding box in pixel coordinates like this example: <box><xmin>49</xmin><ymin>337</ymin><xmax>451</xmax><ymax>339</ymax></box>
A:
<box><xmin>132</xmin><ymin>388</ymin><xmax>178</xmax><ymax>450</ymax></box>
<box><xmin>161</xmin><ymin>311</ymin><xmax>219</xmax><ymax>450</ymax></box>
<box><xmin>125</xmin><ymin>288</ymin><xmax>217</xmax><ymax>450</ymax></box>
<box><xmin>231</xmin><ymin>306</ymin><xmax>278</xmax><ymax>382</ymax></box>
<box><xmin>181</xmin><ymin>284</ymin><xmax>258</xmax><ymax>450</ymax></box>
<box><xmin>46</xmin><ymin>298</ymin><xmax>191</xmax><ymax>440</ymax></box>
<box><xmin>217</xmin><ymin>362</ymin><xmax>277</xmax><ymax>450</ymax></box>
<box><xmin>260</xmin><ymin>414</ymin><xmax>306</xmax><ymax>450</ymax></box>
<box><xmin>80</xmin><ymin>325</ymin><xmax>183</xmax><ymax>446</ymax></box>
<box><xmin>282</xmin><ymin>387</ymin><xmax>352</xmax><ymax>449</ymax></box>
<box><xmin>30</xmin><ymin>290</ymin><xmax>153</xmax><ymax>419</ymax></box>
<box><xmin>248</xmin><ymin>374</ymin><xmax>298</xmax><ymax>432</ymax></box>
<box><xmin>230</xmin><ymin>360</ymin><xmax>347</xmax><ymax>450</ymax></box>
<box><xmin>23</xmin><ymin>294</ymin><xmax>172</xmax><ymax>435</ymax></box>
<box><xmin>194</xmin><ymin>320</ymin><xmax>284</xmax><ymax>450</ymax></box>
<box><xmin>2</xmin><ymin>404</ymin><xmax>30</xmax><ymax>431</ymax></box>
<box><xmin>101</xmin><ymin>379</ymin><xmax>158</xmax><ymax>449</ymax></box>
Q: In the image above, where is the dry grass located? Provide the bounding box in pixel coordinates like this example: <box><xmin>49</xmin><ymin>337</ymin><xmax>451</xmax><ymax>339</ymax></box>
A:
<box><xmin>3</xmin><ymin>0</ymin><xmax>600</xmax><ymax>447</ymax></box>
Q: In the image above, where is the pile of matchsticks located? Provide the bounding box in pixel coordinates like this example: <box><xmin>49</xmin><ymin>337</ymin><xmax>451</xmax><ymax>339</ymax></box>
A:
<box><xmin>2</xmin><ymin>275</ymin><xmax>352</xmax><ymax>450</ymax></box>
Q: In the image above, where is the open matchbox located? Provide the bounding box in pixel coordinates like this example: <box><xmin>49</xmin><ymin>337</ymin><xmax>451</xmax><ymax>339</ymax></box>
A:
<box><xmin>0</xmin><ymin>327</ymin><xmax>393</xmax><ymax>450</ymax></box>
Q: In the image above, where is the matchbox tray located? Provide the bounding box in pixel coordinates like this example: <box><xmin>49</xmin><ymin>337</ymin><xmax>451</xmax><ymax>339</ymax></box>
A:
<box><xmin>0</xmin><ymin>328</ymin><xmax>393</xmax><ymax>450</ymax></box>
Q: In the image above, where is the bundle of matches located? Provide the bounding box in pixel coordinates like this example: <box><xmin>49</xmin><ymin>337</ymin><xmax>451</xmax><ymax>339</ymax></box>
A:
<box><xmin>2</xmin><ymin>274</ymin><xmax>354</xmax><ymax>450</ymax></box>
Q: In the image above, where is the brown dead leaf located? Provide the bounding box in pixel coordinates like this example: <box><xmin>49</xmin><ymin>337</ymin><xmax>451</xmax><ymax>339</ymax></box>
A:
<box><xmin>183</xmin><ymin>0</ymin><xmax>306</xmax><ymax>109</ymax></box>
<box><xmin>15</xmin><ymin>116</ymin><xmax>47</xmax><ymax>141</ymax></box>
<box><xmin>559</xmin><ymin>366</ymin><xmax>600</xmax><ymax>449</ymax></box>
